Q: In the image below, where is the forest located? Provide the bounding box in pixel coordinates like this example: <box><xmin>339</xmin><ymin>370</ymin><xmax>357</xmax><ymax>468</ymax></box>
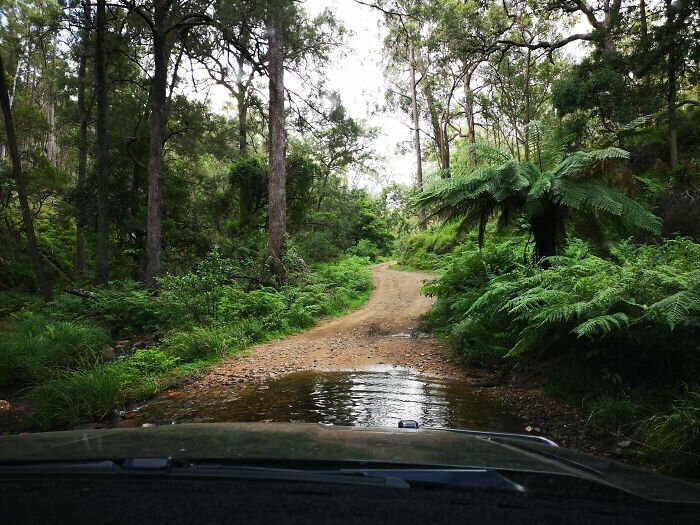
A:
<box><xmin>0</xmin><ymin>0</ymin><xmax>699</xmax><ymax>478</ymax></box>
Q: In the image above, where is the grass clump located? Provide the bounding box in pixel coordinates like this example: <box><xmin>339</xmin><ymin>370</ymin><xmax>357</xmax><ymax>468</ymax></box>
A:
<box><xmin>32</xmin><ymin>365</ymin><xmax>126</xmax><ymax>430</ymax></box>
<box><xmin>639</xmin><ymin>386</ymin><xmax>700</xmax><ymax>477</ymax></box>
<box><xmin>0</xmin><ymin>312</ymin><xmax>111</xmax><ymax>386</ymax></box>
<box><xmin>161</xmin><ymin>325</ymin><xmax>244</xmax><ymax>362</ymax></box>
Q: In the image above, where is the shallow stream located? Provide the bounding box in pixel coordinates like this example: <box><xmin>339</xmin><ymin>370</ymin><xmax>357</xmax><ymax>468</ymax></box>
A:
<box><xmin>132</xmin><ymin>367</ymin><xmax>524</xmax><ymax>432</ymax></box>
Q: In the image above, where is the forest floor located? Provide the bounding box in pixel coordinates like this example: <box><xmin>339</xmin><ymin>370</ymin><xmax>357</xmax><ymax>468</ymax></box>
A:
<box><xmin>114</xmin><ymin>262</ymin><xmax>626</xmax><ymax>463</ymax></box>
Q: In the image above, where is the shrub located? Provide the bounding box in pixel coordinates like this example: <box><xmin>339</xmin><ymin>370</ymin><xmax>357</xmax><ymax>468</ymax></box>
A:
<box><xmin>52</xmin><ymin>281</ymin><xmax>167</xmax><ymax>336</ymax></box>
<box><xmin>347</xmin><ymin>239</ymin><xmax>381</xmax><ymax>261</ymax></box>
<box><xmin>122</xmin><ymin>349</ymin><xmax>180</xmax><ymax>376</ymax></box>
<box><xmin>161</xmin><ymin>325</ymin><xmax>244</xmax><ymax>362</ymax></box>
<box><xmin>425</xmin><ymin>237</ymin><xmax>700</xmax><ymax>384</ymax></box>
<box><xmin>32</xmin><ymin>365</ymin><xmax>126</xmax><ymax>430</ymax></box>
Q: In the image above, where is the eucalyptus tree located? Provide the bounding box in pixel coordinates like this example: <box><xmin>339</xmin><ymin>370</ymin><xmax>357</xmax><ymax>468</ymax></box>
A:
<box><xmin>0</xmin><ymin>51</ymin><xmax>52</xmax><ymax>300</ymax></box>
<box><xmin>95</xmin><ymin>0</ymin><xmax>109</xmax><ymax>283</ymax></box>
<box><xmin>116</xmin><ymin>0</ymin><xmax>222</xmax><ymax>287</ymax></box>
<box><xmin>266</xmin><ymin>0</ymin><xmax>287</xmax><ymax>265</ymax></box>
<box><xmin>371</xmin><ymin>0</ymin><xmax>428</xmax><ymax>225</ymax></box>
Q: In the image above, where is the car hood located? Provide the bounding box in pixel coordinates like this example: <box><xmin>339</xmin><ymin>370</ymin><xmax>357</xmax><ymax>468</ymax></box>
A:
<box><xmin>0</xmin><ymin>422</ymin><xmax>698</xmax><ymax>503</ymax></box>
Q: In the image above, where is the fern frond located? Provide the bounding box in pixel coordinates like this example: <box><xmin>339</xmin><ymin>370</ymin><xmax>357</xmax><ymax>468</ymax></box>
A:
<box><xmin>618</xmin><ymin>114</ymin><xmax>656</xmax><ymax>134</ymax></box>
<box><xmin>646</xmin><ymin>286</ymin><xmax>700</xmax><ymax>329</ymax></box>
<box><xmin>587</xmin><ymin>147</ymin><xmax>630</xmax><ymax>162</ymax></box>
<box><xmin>572</xmin><ymin>313</ymin><xmax>629</xmax><ymax>338</ymax></box>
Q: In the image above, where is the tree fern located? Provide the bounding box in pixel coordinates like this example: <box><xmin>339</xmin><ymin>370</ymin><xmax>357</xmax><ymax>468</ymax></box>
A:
<box><xmin>418</xmin><ymin>126</ymin><xmax>660</xmax><ymax>259</ymax></box>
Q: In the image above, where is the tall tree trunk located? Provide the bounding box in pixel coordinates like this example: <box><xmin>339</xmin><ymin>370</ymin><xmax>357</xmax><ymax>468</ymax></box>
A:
<box><xmin>0</xmin><ymin>52</ymin><xmax>52</xmax><ymax>301</ymax></box>
<box><xmin>666</xmin><ymin>0</ymin><xmax>679</xmax><ymax>168</ymax></box>
<box><xmin>95</xmin><ymin>0</ymin><xmax>109</xmax><ymax>283</ymax></box>
<box><xmin>236</xmin><ymin>56</ymin><xmax>248</xmax><ymax>155</ymax></box>
<box><xmin>144</xmin><ymin>4</ymin><xmax>169</xmax><ymax>288</ymax></box>
<box><xmin>423</xmin><ymin>81</ymin><xmax>447</xmax><ymax>172</ymax></box>
<box><xmin>266</xmin><ymin>0</ymin><xmax>287</xmax><ymax>263</ymax></box>
<box><xmin>408</xmin><ymin>37</ymin><xmax>425</xmax><ymax>229</ymax></box>
<box><xmin>531</xmin><ymin>204</ymin><xmax>558</xmax><ymax>266</ymax></box>
<box><xmin>640</xmin><ymin>0</ymin><xmax>648</xmax><ymax>52</ymax></box>
<box><xmin>523</xmin><ymin>48</ymin><xmax>532</xmax><ymax>162</ymax></box>
<box><xmin>464</xmin><ymin>63</ymin><xmax>477</xmax><ymax>168</ymax></box>
<box><xmin>76</xmin><ymin>3</ymin><xmax>91</xmax><ymax>276</ymax></box>
<box><xmin>46</xmin><ymin>32</ymin><xmax>58</xmax><ymax>166</ymax></box>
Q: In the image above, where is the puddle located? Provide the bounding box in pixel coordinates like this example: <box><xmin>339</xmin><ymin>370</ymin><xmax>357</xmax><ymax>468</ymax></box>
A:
<box><xmin>389</xmin><ymin>331</ymin><xmax>432</xmax><ymax>339</ymax></box>
<box><xmin>131</xmin><ymin>369</ymin><xmax>524</xmax><ymax>432</ymax></box>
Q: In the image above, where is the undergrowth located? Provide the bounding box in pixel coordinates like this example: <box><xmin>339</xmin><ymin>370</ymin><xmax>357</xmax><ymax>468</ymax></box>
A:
<box><xmin>423</xmin><ymin>234</ymin><xmax>700</xmax><ymax>477</ymax></box>
<box><xmin>1</xmin><ymin>254</ymin><xmax>373</xmax><ymax>430</ymax></box>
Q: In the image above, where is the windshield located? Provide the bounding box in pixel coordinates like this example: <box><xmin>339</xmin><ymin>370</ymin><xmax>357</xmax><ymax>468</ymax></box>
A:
<box><xmin>0</xmin><ymin>0</ymin><xmax>698</xmax><ymax>499</ymax></box>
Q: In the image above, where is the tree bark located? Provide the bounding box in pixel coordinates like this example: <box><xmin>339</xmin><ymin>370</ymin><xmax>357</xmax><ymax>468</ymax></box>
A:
<box><xmin>236</xmin><ymin>55</ymin><xmax>248</xmax><ymax>155</ymax></box>
<box><xmin>523</xmin><ymin>48</ymin><xmax>531</xmax><ymax>163</ymax></box>
<box><xmin>144</xmin><ymin>2</ymin><xmax>170</xmax><ymax>288</ymax></box>
<box><xmin>266</xmin><ymin>0</ymin><xmax>287</xmax><ymax>263</ymax></box>
<box><xmin>0</xmin><ymin>52</ymin><xmax>52</xmax><ymax>301</ymax></box>
<box><xmin>46</xmin><ymin>32</ymin><xmax>58</xmax><ymax>166</ymax></box>
<box><xmin>423</xmin><ymin>81</ymin><xmax>448</xmax><ymax>173</ymax></box>
<box><xmin>95</xmin><ymin>0</ymin><xmax>109</xmax><ymax>283</ymax></box>
<box><xmin>463</xmin><ymin>63</ymin><xmax>477</xmax><ymax>168</ymax></box>
<box><xmin>76</xmin><ymin>2</ymin><xmax>91</xmax><ymax>276</ymax></box>
<box><xmin>665</xmin><ymin>0</ymin><xmax>679</xmax><ymax>168</ymax></box>
<box><xmin>531</xmin><ymin>204</ymin><xmax>559</xmax><ymax>266</ymax></box>
<box><xmin>408</xmin><ymin>37</ymin><xmax>425</xmax><ymax>229</ymax></box>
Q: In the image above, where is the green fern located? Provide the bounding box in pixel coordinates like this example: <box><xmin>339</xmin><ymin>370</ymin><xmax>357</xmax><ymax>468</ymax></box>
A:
<box><xmin>418</xmin><ymin>128</ymin><xmax>660</xmax><ymax>256</ymax></box>
<box><xmin>573</xmin><ymin>313</ymin><xmax>630</xmax><ymax>338</ymax></box>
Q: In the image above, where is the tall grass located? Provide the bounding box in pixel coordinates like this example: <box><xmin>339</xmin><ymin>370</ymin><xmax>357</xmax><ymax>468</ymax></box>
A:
<box><xmin>32</xmin><ymin>365</ymin><xmax>126</xmax><ymax>429</ymax></box>
<box><xmin>0</xmin><ymin>312</ymin><xmax>111</xmax><ymax>386</ymax></box>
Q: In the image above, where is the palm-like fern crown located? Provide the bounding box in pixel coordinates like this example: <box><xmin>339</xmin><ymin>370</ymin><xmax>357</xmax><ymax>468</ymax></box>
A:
<box><xmin>417</xmin><ymin>121</ymin><xmax>661</xmax><ymax>236</ymax></box>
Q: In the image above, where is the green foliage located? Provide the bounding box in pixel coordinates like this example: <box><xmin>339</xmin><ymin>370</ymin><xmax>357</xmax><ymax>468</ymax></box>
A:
<box><xmin>123</xmin><ymin>349</ymin><xmax>180</xmax><ymax>377</ymax></box>
<box><xmin>51</xmin><ymin>281</ymin><xmax>168</xmax><ymax>336</ymax></box>
<box><xmin>419</xmin><ymin>129</ymin><xmax>661</xmax><ymax>258</ymax></box>
<box><xmin>426</xmin><ymin>237</ymin><xmax>700</xmax><ymax>381</ymax></box>
<box><xmin>31</xmin><ymin>365</ymin><xmax>126</xmax><ymax>430</ymax></box>
<box><xmin>639</xmin><ymin>386</ymin><xmax>700</xmax><ymax>476</ymax></box>
<box><xmin>1</xmin><ymin>255</ymin><xmax>372</xmax><ymax>430</ymax></box>
<box><xmin>0</xmin><ymin>312</ymin><xmax>111</xmax><ymax>386</ymax></box>
<box><xmin>398</xmin><ymin>223</ymin><xmax>466</xmax><ymax>271</ymax></box>
<box><xmin>161</xmin><ymin>325</ymin><xmax>243</xmax><ymax>362</ymax></box>
<box><xmin>346</xmin><ymin>239</ymin><xmax>381</xmax><ymax>261</ymax></box>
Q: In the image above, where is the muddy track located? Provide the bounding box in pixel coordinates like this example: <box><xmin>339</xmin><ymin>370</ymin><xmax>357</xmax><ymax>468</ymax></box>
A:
<box><xmin>130</xmin><ymin>262</ymin><xmax>616</xmax><ymax>458</ymax></box>
<box><xmin>115</xmin><ymin>263</ymin><xmax>620</xmax><ymax>462</ymax></box>
<box><xmin>176</xmin><ymin>262</ymin><xmax>493</xmax><ymax>387</ymax></box>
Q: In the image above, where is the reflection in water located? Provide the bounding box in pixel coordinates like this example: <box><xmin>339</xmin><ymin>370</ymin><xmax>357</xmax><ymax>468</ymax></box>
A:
<box><xmin>135</xmin><ymin>369</ymin><xmax>524</xmax><ymax>432</ymax></box>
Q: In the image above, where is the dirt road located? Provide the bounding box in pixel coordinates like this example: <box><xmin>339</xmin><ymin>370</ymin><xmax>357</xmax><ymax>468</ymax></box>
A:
<box><xmin>190</xmin><ymin>262</ymin><xmax>491</xmax><ymax>388</ymax></box>
<box><xmin>116</xmin><ymin>263</ymin><xmax>612</xmax><ymax>459</ymax></box>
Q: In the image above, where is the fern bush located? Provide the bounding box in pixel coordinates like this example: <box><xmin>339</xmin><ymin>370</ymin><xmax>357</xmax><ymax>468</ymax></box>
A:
<box><xmin>428</xmin><ymin>237</ymin><xmax>700</xmax><ymax>383</ymax></box>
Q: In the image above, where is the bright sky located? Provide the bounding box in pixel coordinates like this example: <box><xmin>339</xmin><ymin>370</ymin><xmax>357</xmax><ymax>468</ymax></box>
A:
<box><xmin>206</xmin><ymin>0</ymin><xmax>592</xmax><ymax>191</ymax></box>
<box><xmin>302</xmin><ymin>0</ymin><xmax>416</xmax><ymax>189</ymax></box>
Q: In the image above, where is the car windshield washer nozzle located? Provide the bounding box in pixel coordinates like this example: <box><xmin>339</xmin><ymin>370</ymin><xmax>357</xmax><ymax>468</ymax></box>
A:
<box><xmin>398</xmin><ymin>420</ymin><xmax>419</xmax><ymax>429</ymax></box>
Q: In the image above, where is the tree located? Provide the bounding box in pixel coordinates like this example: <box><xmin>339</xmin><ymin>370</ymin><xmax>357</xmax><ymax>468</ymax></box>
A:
<box><xmin>0</xmin><ymin>50</ymin><xmax>52</xmax><ymax>300</ymax></box>
<box><xmin>266</xmin><ymin>0</ymin><xmax>287</xmax><ymax>265</ymax></box>
<box><xmin>75</xmin><ymin>1</ymin><xmax>91</xmax><ymax>276</ymax></box>
<box><xmin>95</xmin><ymin>0</ymin><xmax>109</xmax><ymax>283</ymax></box>
<box><xmin>418</xmin><ymin>124</ymin><xmax>661</xmax><ymax>261</ymax></box>
<box><xmin>117</xmin><ymin>0</ymin><xmax>216</xmax><ymax>287</ymax></box>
